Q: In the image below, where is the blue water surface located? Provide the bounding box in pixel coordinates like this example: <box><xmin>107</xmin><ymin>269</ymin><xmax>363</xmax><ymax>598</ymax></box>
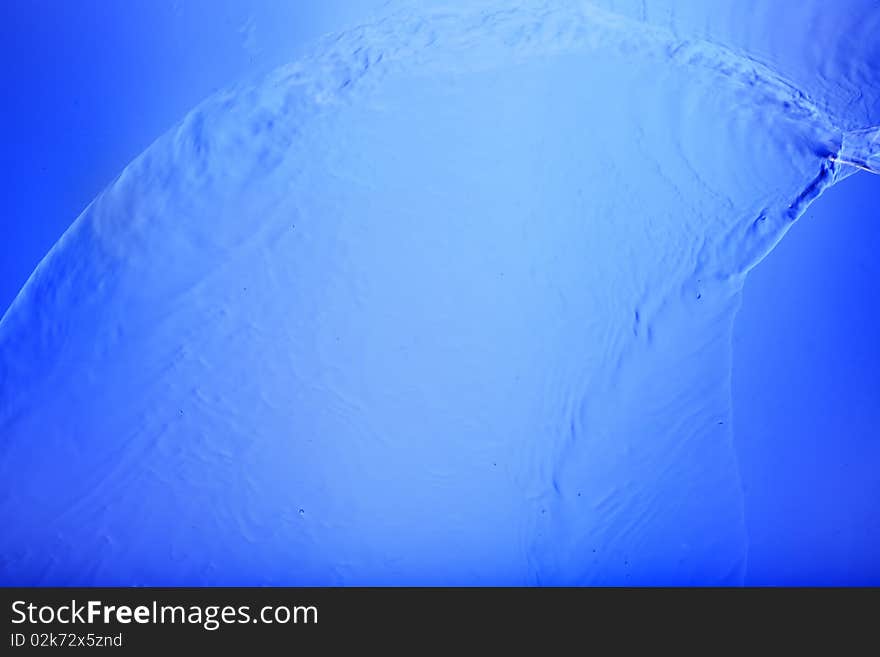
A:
<box><xmin>0</xmin><ymin>0</ymin><xmax>878</xmax><ymax>585</ymax></box>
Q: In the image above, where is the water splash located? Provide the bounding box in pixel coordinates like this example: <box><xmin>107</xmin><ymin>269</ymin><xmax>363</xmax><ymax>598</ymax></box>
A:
<box><xmin>833</xmin><ymin>127</ymin><xmax>880</xmax><ymax>174</ymax></box>
<box><xmin>0</xmin><ymin>1</ymin><xmax>875</xmax><ymax>585</ymax></box>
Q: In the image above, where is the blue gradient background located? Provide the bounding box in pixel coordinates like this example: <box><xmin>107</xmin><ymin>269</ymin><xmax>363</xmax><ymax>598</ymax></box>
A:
<box><xmin>1</xmin><ymin>1</ymin><xmax>878</xmax><ymax>585</ymax></box>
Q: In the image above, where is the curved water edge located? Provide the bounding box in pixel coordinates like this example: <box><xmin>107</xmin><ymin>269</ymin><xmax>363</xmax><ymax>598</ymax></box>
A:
<box><xmin>0</xmin><ymin>1</ymin><xmax>877</xmax><ymax>584</ymax></box>
<box><xmin>2</xmin><ymin>2</ymin><xmax>877</xmax><ymax>331</ymax></box>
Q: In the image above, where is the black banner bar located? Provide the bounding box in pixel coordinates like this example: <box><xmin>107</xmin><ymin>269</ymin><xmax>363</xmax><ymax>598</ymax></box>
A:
<box><xmin>1</xmin><ymin>587</ymin><xmax>875</xmax><ymax>651</ymax></box>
